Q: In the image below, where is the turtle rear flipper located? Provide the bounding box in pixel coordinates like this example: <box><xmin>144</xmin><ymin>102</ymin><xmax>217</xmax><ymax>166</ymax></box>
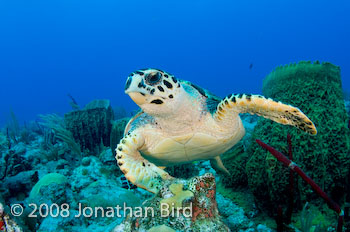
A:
<box><xmin>214</xmin><ymin>94</ymin><xmax>317</xmax><ymax>135</ymax></box>
<box><xmin>210</xmin><ymin>156</ymin><xmax>230</xmax><ymax>175</ymax></box>
<box><xmin>115</xmin><ymin>132</ymin><xmax>173</xmax><ymax>193</ymax></box>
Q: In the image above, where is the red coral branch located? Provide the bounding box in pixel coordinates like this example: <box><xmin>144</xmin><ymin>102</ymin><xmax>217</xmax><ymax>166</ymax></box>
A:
<box><xmin>276</xmin><ymin>205</ymin><xmax>283</xmax><ymax>232</ymax></box>
<box><xmin>256</xmin><ymin>139</ymin><xmax>344</xmax><ymax>232</ymax></box>
<box><xmin>285</xmin><ymin>134</ymin><xmax>294</xmax><ymax>224</ymax></box>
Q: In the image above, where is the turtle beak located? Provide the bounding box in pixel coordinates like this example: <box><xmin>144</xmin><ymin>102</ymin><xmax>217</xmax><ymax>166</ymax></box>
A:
<box><xmin>127</xmin><ymin>92</ymin><xmax>147</xmax><ymax>105</ymax></box>
<box><xmin>124</xmin><ymin>75</ymin><xmax>148</xmax><ymax>105</ymax></box>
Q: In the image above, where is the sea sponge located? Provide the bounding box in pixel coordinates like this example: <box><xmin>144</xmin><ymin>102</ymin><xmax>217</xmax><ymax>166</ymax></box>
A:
<box><xmin>64</xmin><ymin>99</ymin><xmax>114</xmax><ymax>154</ymax></box>
<box><xmin>246</xmin><ymin>61</ymin><xmax>350</xmax><ymax>211</ymax></box>
<box><xmin>110</xmin><ymin>117</ymin><xmax>129</xmax><ymax>157</ymax></box>
<box><xmin>160</xmin><ymin>183</ymin><xmax>193</xmax><ymax>212</ymax></box>
<box><xmin>220</xmin><ymin>142</ymin><xmax>248</xmax><ymax>188</ymax></box>
<box><xmin>29</xmin><ymin>173</ymin><xmax>67</xmax><ymax>199</ymax></box>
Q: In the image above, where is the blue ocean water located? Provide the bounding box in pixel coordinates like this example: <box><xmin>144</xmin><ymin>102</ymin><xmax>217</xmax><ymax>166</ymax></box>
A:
<box><xmin>0</xmin><ymin>0</ymin><xmax>349</xmax><ymax>126</ymax></box>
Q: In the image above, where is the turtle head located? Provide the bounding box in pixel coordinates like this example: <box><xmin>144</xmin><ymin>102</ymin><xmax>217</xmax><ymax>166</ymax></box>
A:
<box><xmin>125</xmin><ymin>68</ymin><xmax>184</xmax><ymax>116</ymax></box>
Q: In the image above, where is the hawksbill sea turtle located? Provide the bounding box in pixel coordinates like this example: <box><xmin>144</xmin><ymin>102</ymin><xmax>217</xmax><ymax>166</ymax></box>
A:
<box><xmin>116</xmin><ymin>68</ymin><xmax>317</xmax><ymax>193</ymax></box>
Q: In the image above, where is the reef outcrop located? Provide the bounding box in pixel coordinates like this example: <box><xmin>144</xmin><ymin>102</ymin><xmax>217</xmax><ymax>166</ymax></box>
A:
<box><xmin>113</xmin><ymin>173</ymin><xmax>230</xmax><ymax>232</ymax></box>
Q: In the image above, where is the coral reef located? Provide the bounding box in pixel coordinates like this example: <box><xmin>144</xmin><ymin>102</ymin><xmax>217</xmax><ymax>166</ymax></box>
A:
<box><xmin>166</xmin><ymin>162</ymin><xmax>201</xmax><ymax>179</ymax></box>
<box><xmin>29</xmin><ymin>173</ymin><xmax>68</xmax><ymax>201</ymax></box>
<box><xmin>5</xmin><ymin>111</ymin><xmax>36</xmax><ymax>147</ymax></box>
<box><xmin>0</xmin><ymin>108</ymin><xmax>275</xmax><ymax>231</ymax></box>
<box><xmin>3</xmin><ymin>171</ymin><xmax>38</xmax><ymax>199</ymax></box>
<box><xmin>109</xmin><ymin>117</ymin><xmax>129</xmax><ymax>156</ymax></box>
<box><xmin>113</xmin><ymin>173</ymin><xmax>230</xmax><ymax>232</ymax></box>
<box><xmin>220</xmin><ymin>142</ymin><xmax>249</xmax><ymax>188</ymax></box>
<box><xmin>32</xmin><ymin>156</ymin><xmax>144</xmax><ymax>231</ymax></box>
<box><xmin>0</xmin><ymin>132</ymin><xmax>7</xmax><ymax>152</ymax></box>
<box><xmin>148</xmin><ymin>224</ymin><xmax>176</xmax><ymax>232</ymax></box>
<box><xmin>3</xmin><ymin>62</ymin><xmax>349</xmax><ymax>231</ymax></box>
<box><xmin>40</xmin><ymin>114</ymin><xmax>81</xmax><ymax>158</ymax></box>
<box><xmin>6</xmin><ymin>111</ymin><xmax>20</xmax><ymax>145</ymax></box>
<box><xmin>160</xmin><ymin>183</ymin><xmax>193</xmax><ymax>213</ymax></box>
<box><xmin>64</xmin><ymin>99</ymin><xmax>114</xmax><ymax>154</ymax></box>
<box><xmin>256</xmin><ymin>139</ymin><xmax>343</xmax><ymax>231</ymax></box>
<box><xmin>113</xmin><ymin>106</ymin><xmax>128</xmax><ymax>119</ymax></box>
<box><xmin>0</xmin><ymin>202</ymin><xmax>23</xmax><ymax>232</ymax></box>
<box><xmin>0</xmin><ymin>144</ymin><xmax>32</xmax><ymax>181</ymax></box>
<box><xmin>246</xmin><ymin>61</ymin><xmax>350</xmax><ymax>211</ymax></box>
<box><xmin>217</xmin><ymin>114</ymin><xmax>258</xmax><ymax>189</ymax></box>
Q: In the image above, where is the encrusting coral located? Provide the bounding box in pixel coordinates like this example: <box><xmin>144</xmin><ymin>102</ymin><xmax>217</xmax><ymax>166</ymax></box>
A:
<box><xmin>160</xmin><ymin>183</ymin><xmax>193</xmax><ymax>215</ymax></box>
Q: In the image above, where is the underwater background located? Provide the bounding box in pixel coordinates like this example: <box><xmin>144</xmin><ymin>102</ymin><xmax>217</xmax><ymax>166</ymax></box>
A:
<box><xmin>0</xmin><ymin>0</ymin><xmax>350</xmax><ymax>232</ymax></box>
<box><xmin>0</xmin><ymin>0</ymin><xmax>349</xmax><ymax>125</ymax></box>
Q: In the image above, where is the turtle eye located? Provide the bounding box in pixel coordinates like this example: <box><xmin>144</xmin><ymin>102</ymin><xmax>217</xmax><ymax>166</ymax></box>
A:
<box><xmin>145</xmin><ymin>72</ymin><xmax>162</xmax><ymax>86</ymax></box>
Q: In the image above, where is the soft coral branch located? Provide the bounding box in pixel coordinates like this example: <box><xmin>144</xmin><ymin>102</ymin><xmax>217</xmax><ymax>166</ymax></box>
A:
<box><xmin>256</xmin><ymin>139</ymin><xmax>343</xmax><ymax>232</ymax></box>
<box><xmin>285</xmin><ymin>134</ymin><xmax>294</xmax><ymax>224</ymax></box>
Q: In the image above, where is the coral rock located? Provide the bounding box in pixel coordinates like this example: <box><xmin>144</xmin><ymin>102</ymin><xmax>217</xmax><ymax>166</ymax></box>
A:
<box><xmin>113</xmin><ymin>173</ymin><xmax>230</xmax><ymax>232</ymax></box>
<box><xmin>148</xmin><ymin>224</ymin><xmax>176</xmax><ymax>232</ymax></box>
<box><xmin>29</xmin><ymin>173</ymin><xmax>68</xmax><ymax>202</ymax></box>
<box><xmin>0</xmin><ymin>203</ymin><xmax>23</xmax><ymax>232</ymax></box>
<box><xmin>160</xmin><ymin>183</ymin><xmax>193</xmax><ymax>214</ymax></box>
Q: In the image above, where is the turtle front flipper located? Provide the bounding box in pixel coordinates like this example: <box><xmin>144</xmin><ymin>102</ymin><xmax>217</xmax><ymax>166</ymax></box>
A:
<box><xmin>214</xmin><ymin>94</ymin><xmax>317</xmax><ymax>135</ymax></box>
<box><xmin>115</xmin><ymin>132</ymin><xmax>173</xmax><ymax>193</ymax></box>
